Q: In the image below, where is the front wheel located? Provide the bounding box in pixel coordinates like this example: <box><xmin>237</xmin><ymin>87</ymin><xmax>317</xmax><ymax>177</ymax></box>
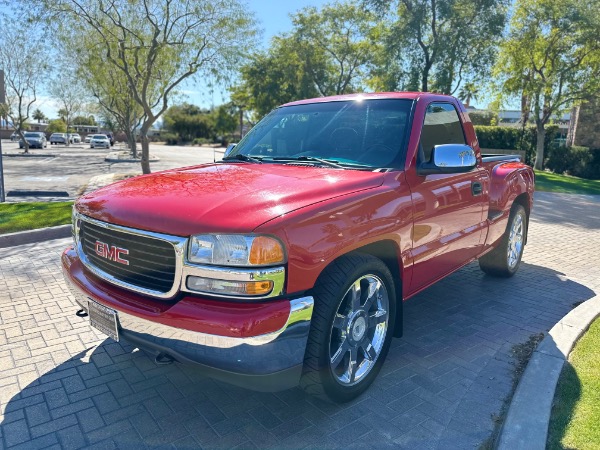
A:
<box><xmin>479</xmin><ymin>204</ymin><xmax>527</xmax><ymax>277</ymax></box>
<box><xmin>300</xmin><ymin>253</ymin><xmax>396</xmax><ymax>402</ymax></box>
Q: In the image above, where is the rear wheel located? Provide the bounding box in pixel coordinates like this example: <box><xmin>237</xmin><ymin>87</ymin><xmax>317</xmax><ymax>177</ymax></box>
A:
<box><xmin>300</xmin><ymin>253</ymin><xmax>396</xmax><ymax>402</ymax></box>
<box><xmin>479</xmin><ymin>204</ymin><xmax>527</xmax><ymax>277</ymax></box>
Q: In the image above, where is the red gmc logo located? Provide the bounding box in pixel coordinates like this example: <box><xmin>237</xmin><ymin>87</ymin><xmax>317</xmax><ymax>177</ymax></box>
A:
<box><xmin>95</xmin><ymin>240</ymin><xmax>130</xmax><ymax>265</ymax></box>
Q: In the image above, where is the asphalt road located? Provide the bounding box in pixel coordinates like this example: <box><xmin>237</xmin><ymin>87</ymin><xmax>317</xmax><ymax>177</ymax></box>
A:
<box><xmin>0</xmin><ymin>140</ymin><xmax>225</xmax><ymax>201</ymax></box>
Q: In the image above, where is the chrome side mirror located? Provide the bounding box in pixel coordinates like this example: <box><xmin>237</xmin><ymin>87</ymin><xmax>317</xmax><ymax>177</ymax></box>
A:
<box><xmin>419</xmin><ymin>144</ymin><xmax>477</xmax><ymax>175</ymax></box>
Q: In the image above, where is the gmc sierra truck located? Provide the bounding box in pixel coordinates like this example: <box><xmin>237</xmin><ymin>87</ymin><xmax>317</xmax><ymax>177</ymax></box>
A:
<box><xmin>62</xmin><ymin>92</ymin><xmax>534</xmax><ymax>402</ymax></box>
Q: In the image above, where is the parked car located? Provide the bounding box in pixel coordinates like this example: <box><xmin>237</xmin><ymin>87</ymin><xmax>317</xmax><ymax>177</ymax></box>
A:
<box><xmin>10</xmin><ymin>131</ymin><xmax>20</xmax><ymax>141</ymax></box>
<box><xmin>69</xmin><ymin>133</ymin><xmax>82</xmax><ymax>144</ymax></box>
<box><xmin>90</xmin><ymin>134</ymin><xmax>111</xmax><ymax>149</ymax></box>
<box><xmin>50</xmin><ymin>133</ymin><xmax>68</xmax><ymax>145</ymax></box>
<box><xmin>19</xmin><ymin>131</ymin><xmax>47</xmax><ymax>149</ymax></box>
<box><xmin>63</xmin><ymin>92</ymin><xmax>535</xmax><ymax>403</ymax></box>
<box><xmin>84</xmin><ymin>135</ymin><xmax>91</xmax><ymax>144</ymax></box>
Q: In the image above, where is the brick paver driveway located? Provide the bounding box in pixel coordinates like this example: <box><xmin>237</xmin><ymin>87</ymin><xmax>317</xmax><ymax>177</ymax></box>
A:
<box><xmin>1</xmin><ymin>192</ymin><xmax>599</xmax><ymax>449</ymax></box>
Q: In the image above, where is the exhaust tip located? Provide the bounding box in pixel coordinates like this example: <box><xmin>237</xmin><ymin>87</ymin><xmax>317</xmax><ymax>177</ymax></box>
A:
<box><xmin>76</xmin><ymin>309</ymin><xmax>89</xmax><ymax>317</ymax></box>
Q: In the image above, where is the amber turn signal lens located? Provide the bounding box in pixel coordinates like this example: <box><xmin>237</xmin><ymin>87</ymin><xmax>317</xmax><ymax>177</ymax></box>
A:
<box><xmin>249</xmin><ymin>236</ymin><xmax>285</xmax><ymax>265</ymax></box>
<box><xmin>244</xmin><ymin>280</ymin><xmax>274</xmax><ymax>295</ymax></box>
<box><xmin>187</xmin><ymin>277</ymin><xmax>274</xmax><ymax>297</ymax></box>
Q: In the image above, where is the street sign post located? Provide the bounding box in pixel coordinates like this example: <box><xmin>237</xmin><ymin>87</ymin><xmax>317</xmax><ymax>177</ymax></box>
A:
<box><xmin>0</xmin><ymin>69</ymin><xmax>6</xmax><ymax>202</ymax></box>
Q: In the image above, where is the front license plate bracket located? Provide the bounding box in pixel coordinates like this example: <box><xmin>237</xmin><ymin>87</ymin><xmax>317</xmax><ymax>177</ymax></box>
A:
<box><xmin>88</xmin><ymin>299</ymin><xmax>119</xmax><ymax>342</ymax></box>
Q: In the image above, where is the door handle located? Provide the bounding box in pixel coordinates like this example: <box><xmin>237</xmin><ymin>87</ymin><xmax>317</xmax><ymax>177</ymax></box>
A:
<box><xmin>471</xmin><ymin>181</ymin><xmax>483</xmax><ymax>196</ymax></box>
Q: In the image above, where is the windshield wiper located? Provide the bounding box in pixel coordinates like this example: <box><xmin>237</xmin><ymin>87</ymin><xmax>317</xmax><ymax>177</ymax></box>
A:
<box><xmin>274</xmin><ymin>156</ymin><xmax>345</xmax><ymax>169</ymax></box>
<box><xmin>222</xmin><ymin>154</ymin><xmax>263</xmax><ymax>164</ymax></box>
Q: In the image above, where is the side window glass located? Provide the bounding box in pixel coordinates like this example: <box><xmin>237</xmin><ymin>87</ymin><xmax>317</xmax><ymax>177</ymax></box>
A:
<box><xmin>420</xmin><ymin>103</ymin><xmax>465</xmax><ymax>162</ymax></box>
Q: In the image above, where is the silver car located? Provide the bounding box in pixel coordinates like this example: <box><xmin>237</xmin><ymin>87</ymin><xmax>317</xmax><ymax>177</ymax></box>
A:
<box><xmin>90</xmin><ymin>134</ymin><xmax>111</xmax><ymax>149</ymax></box>
<box><xmin>19</xmin><ymin>132</ymin><xmax>47</xmax><ymax>149</ymax></box>
<box><xmin>50</xmin><ymin>133</ymin><xmax>68</xmax><ymax>145</ymax></box>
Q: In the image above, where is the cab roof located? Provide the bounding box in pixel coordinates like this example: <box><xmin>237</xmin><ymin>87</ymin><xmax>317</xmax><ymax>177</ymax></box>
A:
<box><xmin>280</xmin><ymin>91</ymin><xmax>456</xmax><ymax>107</ymax></box>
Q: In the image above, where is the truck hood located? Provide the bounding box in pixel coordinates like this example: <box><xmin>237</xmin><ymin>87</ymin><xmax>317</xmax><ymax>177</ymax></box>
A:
<box><xmin>76</xmin><ymin>163</ymin><xmax>385</xmax><ymax>236</ymax></box>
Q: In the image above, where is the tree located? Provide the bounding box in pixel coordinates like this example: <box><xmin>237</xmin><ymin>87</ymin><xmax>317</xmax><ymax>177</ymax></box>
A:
<box><xmin>292</xmin><ymin>2</ymin><xmax>375</xmax><ymax>96</ymax></box>
<box><xmin>38</xmin><ymin>0</ymin><xmax>257</xmax><ymax>173</ymax></box>
<box><xmin>367</xmin><ymin>0</ymin><xmax>508</xmax><ymax>94</ymax></box>
<box><xmin>72</xmin><ymin>115</ymin><xmax>96</xmax><ymax>126</ymax></box>
<box><xmin>32</xmin><ymin>108</ymin><xmax>46</xmax><ymax>123</ymax></box>
<box><xmin>76</xmin><ymin>44</ymin><xmax>144</xmax><ymax>157</ymax></box>
<box><xmin>210</xmin><ymin>104</ymin><xmax>237</xmax><ymax>143</ymax></box>
<box><xmin>50</xmin><ymin>72</ymin><xmax>87</xmax><ymax>145</ymax></box>
<box><xmin>0</xmin><ymin>22</ymin><xmax>47</xmax><ymax>153</ymax></box>
<box><xmin>46</xmin><ymin>118</ymin><xmax>67</xmax><ymax>133</ymax></box>
<box><xmin>163</xmin><ymin>103</ymin><xmax>212</xmax><ymax>142</ymax></box>
<box><xmin>494</xmin><ymin>0</ymin><xmax>600</xmax><ymax>169</ymax></box>
<box><xmin>458</xmin><ymin>82</ymin><xmax>479</xmax><ymax>108</ymax></box>
<box><xmin>468</xmin><ymin>110</ymin><xmax>498</xmax><ymax>126</ymax></box>
<box><xmin>231</xmin><ymin>1</ymin><xmax>375</xmax><ymax>119</ymax></box>
<box><xmin>230</xmin><ymin>35</ymin><xmax>320</xmax><ymax>118</ymax></box>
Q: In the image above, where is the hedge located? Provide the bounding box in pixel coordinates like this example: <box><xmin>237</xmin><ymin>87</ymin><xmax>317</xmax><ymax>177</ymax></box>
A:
<box><xmin>545</xmin><ymin>145</ymin><xmax>600</xmax><ymax>180</ymax></box>
<box><xmin>474</xmin><ymin>125</ymin><xmax>559</xmax><ymax>165</ymax></box>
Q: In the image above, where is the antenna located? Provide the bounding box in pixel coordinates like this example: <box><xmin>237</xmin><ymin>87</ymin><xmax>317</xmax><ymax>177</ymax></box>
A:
<box><xmin>213</xmin><ymin>147</ymin><xmax>216</xmax><ymax>163</ymax></box>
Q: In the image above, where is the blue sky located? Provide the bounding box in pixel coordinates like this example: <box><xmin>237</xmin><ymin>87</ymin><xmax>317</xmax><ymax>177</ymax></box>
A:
<box><xmin>254</xmin><ymin>0</ymin><xmax>331</xmax><ymax>46</ymax></box>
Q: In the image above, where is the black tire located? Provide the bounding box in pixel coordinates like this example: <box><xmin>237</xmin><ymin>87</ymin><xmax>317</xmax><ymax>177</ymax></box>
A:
<box><xmin>479</xmin><ymin>204</ymin><xmax>527</xmax><ymax>277</ymax></box>
<box><xmin>300</xmin><ymin>253</ymin><xmax>396</xmax><ymax>402</ymax></box>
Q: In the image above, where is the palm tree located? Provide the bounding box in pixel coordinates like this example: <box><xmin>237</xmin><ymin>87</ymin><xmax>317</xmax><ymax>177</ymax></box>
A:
<box><xmin>32</xmin><ymin>108</ymin><xmax>46</xmax><ymax>123</ymax></box>
<box><xmin>57</xmin><ymin>108</ymin><xmax>68</xmax><ymax>122</ymax></box>
<box><xmin>458</xmin><ymin>82</ymin><xmax>480</xmax><ymax>108</ymax></box>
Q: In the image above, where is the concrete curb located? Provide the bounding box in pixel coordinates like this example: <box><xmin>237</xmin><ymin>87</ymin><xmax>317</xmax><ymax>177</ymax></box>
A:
<box><xmin>497</xmin><ymin>296</ymin><xmax>600</xmax><ymax>449</ymax></box>
<box><xmin>105</xmin><ymin>151</ymin><xmax>159</xmax><ymax>163</ymax></box>
<box><xmin>2</xmin><ymin>153</ymin><xmax>57</xmax><ymax>157</ymax></box>
<box><xmin>0</xmin><ymin>225</ymin><xmax>72</xmax><ymax>249</ymax></box>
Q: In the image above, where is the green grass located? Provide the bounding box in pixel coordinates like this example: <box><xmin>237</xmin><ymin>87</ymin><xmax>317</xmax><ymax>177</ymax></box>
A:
<box><xmin>535</xmin><ymin>170</ymin><xmax>600</xmax><ymax>195</ymax></box>
<box><xmin>548</xmin><ymin>317</ymin><xmax>600</xmax><ymax>449</ymax></box>
<box><xmin>0</xmin><ymin>201</ymin><xmax>73</xmax><ymax>235</ymax></box>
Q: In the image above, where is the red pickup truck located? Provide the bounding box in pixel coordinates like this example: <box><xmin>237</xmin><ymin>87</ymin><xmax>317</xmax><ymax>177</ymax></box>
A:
<box><xmin>62</xmin><ymin>92</ymin><xmax>534</xmax><ymax>402</ymax></box>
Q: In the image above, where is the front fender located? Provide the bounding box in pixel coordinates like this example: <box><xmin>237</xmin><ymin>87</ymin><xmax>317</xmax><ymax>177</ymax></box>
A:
<box><xmin>255</xmin><ymin>173</ymin><xmax>414</xmax><ymax>295</ymax></box>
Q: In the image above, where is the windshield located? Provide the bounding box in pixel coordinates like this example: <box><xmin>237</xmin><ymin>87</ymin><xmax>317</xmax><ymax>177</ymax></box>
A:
<box><xmin>24</xmin><ymin>132</ymin><xmax>39</xmax><ymax>137</ymax></box>
<box><xmin>228</xmin><ymin>99</ymin><xmax>413</xmax><ymax>169</ymax></box>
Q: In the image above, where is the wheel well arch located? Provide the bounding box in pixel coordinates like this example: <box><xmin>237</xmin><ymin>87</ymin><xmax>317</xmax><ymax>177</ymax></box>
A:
<box><xmin>328</xmin><ymin>240</ymin><xmax>404</xmax><ymax>338</ymax></box>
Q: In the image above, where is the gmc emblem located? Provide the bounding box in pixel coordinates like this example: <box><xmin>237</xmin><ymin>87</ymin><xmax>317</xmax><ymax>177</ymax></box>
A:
<box><xmin>95</xmin><ymin>241</ymin><xmax>130</xmax><ymax>265</ymax></box>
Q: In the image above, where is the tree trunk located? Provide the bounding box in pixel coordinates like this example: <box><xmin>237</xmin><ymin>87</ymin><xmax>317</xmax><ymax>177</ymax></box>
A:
<box><xmin>421</xmin><ymin>68</ymin><xmax>429</xmax><ymax>92</ymax></box>
<box><xmin>18</xmin><ymin>130</ymin><xmax>29</xmax><ymax>154</ymax></box>
<box><xmin>534</xmin><ymin>123</ymin><xmax>545</xmax><ymax>170</ymax></box>
<box><xmin>140</xmin><ymin>128</ymin><xmax>151</xmax><ymax>174</ymax></box>
<box><xmin>127</xmin><ymin>131</ymin><xmax>137</xmax><ymax>159</ymax></box>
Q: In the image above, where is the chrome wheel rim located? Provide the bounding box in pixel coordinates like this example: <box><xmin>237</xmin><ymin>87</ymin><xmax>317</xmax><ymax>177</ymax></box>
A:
<box><xmin>329</xmin><ymin>274</ymin><xmax>389</xmax><ymax>386</ymax></box>
<box><xmin>507</xmin><ymin>214</ymin><xmax>524</xmax><ymax>269</ymax></box>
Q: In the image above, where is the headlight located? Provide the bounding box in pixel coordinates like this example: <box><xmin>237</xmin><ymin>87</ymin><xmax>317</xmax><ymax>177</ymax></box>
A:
<box><xmin>188</xmin><ymin>234</ymin><xmax>285</xmax><ymax>266</ymax></box>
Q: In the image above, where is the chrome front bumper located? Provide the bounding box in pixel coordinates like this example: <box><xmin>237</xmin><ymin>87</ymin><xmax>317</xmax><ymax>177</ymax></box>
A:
<box><xmin>63</xmin><ymin>266</ymin><xmax>314</xmax><ymax>391</ymax></box>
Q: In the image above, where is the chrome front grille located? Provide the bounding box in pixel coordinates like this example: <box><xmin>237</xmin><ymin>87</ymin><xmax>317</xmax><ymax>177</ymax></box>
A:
<box><xmin>75</xmin><ymin>215</ymin><xmax>187</xmax><ymax>299</ymax></box>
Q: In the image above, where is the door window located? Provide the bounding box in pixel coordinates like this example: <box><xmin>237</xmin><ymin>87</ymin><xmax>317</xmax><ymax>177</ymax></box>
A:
<box><xmin>420</xmin><ymin>103</ymin><xmax>466</xmax><ymax>162</ymax></box>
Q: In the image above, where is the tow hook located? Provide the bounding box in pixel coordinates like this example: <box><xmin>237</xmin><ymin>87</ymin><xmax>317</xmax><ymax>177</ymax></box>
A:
<box><xmin>155</xmin><ymin>353</ymin><xmax>175</xmax><ymax>365</ymax></box>
<box><xmin>76</xmin><ymin>309</ymin><xmax>89</xmax><ymax>317</ymax></box>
